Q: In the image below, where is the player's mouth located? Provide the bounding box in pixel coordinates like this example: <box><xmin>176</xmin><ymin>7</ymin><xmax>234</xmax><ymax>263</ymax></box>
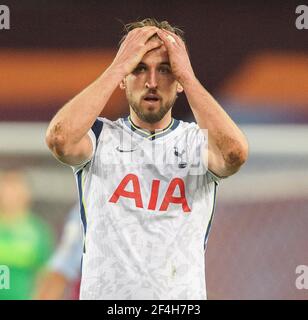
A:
<box><xmin>143</xmin><ymin>94</ymin><xmax>161</xmax><ymax>104</ymax></box>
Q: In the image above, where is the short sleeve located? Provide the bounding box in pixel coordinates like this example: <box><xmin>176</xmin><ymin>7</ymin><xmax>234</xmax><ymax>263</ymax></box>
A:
<box><xmin>184</xmin><ymin>123</ymin><xmax>208</xmax><ymax>176</ymax></box>
<box><xmin>186</xmin><ymin>122</ymin><xmax>223</xmax><ymax>183</ymax></box>
<box><xmin>71</xmin><ymin>118</ymin><xmax>104</xmax><ymax>173</ymax></box>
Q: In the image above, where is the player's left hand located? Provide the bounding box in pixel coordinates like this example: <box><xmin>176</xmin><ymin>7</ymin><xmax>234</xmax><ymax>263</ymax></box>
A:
<box><xmin>156</xmin><ymin>28</ymin><xmax>195</xmax><ymax>85</ymax></box>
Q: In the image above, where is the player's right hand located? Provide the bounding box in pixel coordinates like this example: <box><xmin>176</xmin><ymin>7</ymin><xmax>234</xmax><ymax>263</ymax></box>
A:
<box><xmin>110</xmin><ymin>26</ymin><xmax>163</xmax><ymax>77</ymax></box>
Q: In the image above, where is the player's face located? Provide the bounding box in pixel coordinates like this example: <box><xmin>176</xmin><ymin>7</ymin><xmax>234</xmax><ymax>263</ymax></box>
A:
<box><xmin>123</xmin><ymin>41</ymin><xmax>182</xmax><ymax>124</ymax></box>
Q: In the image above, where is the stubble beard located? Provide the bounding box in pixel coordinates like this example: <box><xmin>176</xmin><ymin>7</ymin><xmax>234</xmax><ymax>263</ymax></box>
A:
<box><xmin>128</xmin><ymin>94</ymin><xmax>178</xmax><ymax>124</ymax></box>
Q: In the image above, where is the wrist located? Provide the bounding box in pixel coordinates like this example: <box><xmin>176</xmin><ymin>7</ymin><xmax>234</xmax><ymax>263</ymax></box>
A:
<box><xmin>104</xmin><ymin>63</ymin><xmax>126</xmax><ymax>82</ymax></box>
<box><xmin>178</xmin><ymin>71</ymin><xmax>197</xmax><ymax>87</ymax></box>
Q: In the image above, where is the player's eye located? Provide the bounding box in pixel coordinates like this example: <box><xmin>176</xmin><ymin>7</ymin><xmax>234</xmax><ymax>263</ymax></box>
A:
<box><xmin>133</xmin><ymin>65</ymin><xmax>147</xmax><ymax>73</ymax></box>
<box><xmin>159</xmin><ymin>66</ymin><xmax>171</xmax><ymax>74</ymax></box>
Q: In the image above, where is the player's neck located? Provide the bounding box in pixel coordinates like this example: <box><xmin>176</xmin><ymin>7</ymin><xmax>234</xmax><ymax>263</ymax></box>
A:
<box><xmin>129</xmin><ymin>112</ymin><xmax>172</xmax><ymax>132</ymax></box>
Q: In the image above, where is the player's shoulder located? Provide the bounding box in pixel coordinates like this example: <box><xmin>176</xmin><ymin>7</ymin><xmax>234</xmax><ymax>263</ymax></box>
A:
<box><xmin>94</xmin><ymin>117</ymin><xmax>124</xmax><ymax>129</ymax></box>
<box><xmin>176</xmin><ymin>119</ymin><xmax>203</xmax><ymax>137</ymax></box>
<box><xmin>178</xmin><ymin>119</ymin><xmax>199</xmax><ymax>130</ymax></box>
<box><xmin>93</xmin><ymin>117</ymin><xmax>116</xmax><ymax>127</ymax></box>
<box><xmin>91</xmin><ymin>117</ymin><xmax>124</xmax><ymax>137</ymax></box>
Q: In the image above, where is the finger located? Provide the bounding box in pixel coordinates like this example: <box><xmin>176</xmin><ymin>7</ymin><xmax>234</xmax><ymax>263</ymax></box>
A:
<box><xmin>143</xmin><ymin>38</ymin><xmax>163</xmax><ymax>53</ymax></box>
<box><xmin>161</xmin><ymin>29</ymin><xmax>182</xmax><ymax>46</ymax></box>
<box><xmin>126</xmin><ymin>26</ymin><xmax>158</xmax><ymax>42</ymax></box>
<box><xmin>131</xmin><ymin>26</ymin><xmax>158</xmax><ymax>38</ymax></box>
<box><xmin>156</xmin><ymin>29</ymin><xmax>176</xmax><ymax>49</ymax></box>
<box><xmin>158</xmin><ymin>29</ymin><xmax>177</xmax><ymax>45</ymax></box>
<box><xmin>126</xmin><ymin>27</ymin><xmax>159</xmax><ymax>48</ymax></box>
<box><xmin>128</xmin><ymin>25</ymin><xmax>157</xmax><ymax>36</ymax></box>
<box><xmin>139</xmin><ymin>27</ymin><xmax>160</xmax><ymax>43</ymax></box>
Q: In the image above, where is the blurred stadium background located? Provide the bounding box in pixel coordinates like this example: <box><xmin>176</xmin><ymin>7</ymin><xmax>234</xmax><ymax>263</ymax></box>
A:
<box><xmin>0</xmin><ymin>0</ymin><xmax>307</xmax><ymax>299</ymax></box>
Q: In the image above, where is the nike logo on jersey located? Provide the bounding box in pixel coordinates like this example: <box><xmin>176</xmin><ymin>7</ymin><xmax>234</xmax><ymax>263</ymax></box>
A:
<box><xmin>116</xmin><ymin>146</ymin><xmax>137</xmax><ymax>153</ymax></box>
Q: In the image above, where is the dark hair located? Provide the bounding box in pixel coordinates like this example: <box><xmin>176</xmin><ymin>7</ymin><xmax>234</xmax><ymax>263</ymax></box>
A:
<box><xmin>118</xmin><ymin>18</ymin><xmax>185</xmax><ymax>46</ymax></box>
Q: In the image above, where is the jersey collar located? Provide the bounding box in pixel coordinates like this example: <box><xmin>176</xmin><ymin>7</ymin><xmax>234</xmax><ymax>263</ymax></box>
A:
<box><xmin>123</xmin><ymin>116</ymin><xmax>179</xmax><ymax>140</ymax></box>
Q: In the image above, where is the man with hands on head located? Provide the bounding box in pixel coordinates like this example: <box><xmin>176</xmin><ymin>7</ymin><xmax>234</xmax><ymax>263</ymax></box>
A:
<box><xmin>46</xmin><ymin>18</ymin><xmax>248</xmax><ymax>300</ymax></box>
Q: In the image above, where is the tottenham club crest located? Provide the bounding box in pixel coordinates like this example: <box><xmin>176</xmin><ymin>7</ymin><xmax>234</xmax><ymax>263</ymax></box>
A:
<box><xmin>174</xmin><ymin>147</ymin><xmax>187</xmax><ymax>168</ymax></box>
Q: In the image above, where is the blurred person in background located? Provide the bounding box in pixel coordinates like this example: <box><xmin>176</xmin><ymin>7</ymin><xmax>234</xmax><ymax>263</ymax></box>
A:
<box><xmin>34</xmin><ymin>203</ymin><xmax>83</xmax><ymax>300</ymax></box>
<box><xmin>0</xmin><ymin>169</ymin><xmax>54</xmax><ymax>300</ymax></box>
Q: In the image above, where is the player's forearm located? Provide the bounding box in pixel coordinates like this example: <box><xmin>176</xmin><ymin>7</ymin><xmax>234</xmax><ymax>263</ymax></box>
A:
<box><xmin>46</xmin><ymin>65</ymin><xmax>124</xmax><ymax>147</ymax></box>
<box><xmin>182</xmin><ymin>75</ymin><xmax>249</xmax><ymax>169</ymax></box>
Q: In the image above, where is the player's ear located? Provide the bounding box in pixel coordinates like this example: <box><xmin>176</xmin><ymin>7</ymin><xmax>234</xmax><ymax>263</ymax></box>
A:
<box><xmin>120</xmin><ymin>79</ymin><xmax>126</xmax><ymax>90</ymax></box>
<box><xmin>176</xmin><ymin>82</ymin><xmax>184</xmax><ymax>93</ymax></box>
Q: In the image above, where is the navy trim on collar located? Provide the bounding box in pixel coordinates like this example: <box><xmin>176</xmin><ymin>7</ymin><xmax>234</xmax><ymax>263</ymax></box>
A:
<box><xmin>123</xmin><ymin>116</ymin><xmax>180</xmax><ymax>140</ymax></box>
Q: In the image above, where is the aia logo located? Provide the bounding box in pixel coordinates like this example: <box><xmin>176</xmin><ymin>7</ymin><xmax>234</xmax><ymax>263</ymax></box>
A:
<box><xmin>109</xmin><ymin>174</ymin><xmax>191</xmax><ymax>212</ymax></box>
<box><xmin>295</xmin><ymin>5</ymin><xmax>308</xmax><ymax>29</ymax></box>
<box><xmin>295</xmin><ymin>265</ymin><xmax>308</xmax><ymax>289</ymax></box>
<box><xmin>0</xmin><ymin>5</ymin><xmax>10</xmax><ymax>30</ymax></box>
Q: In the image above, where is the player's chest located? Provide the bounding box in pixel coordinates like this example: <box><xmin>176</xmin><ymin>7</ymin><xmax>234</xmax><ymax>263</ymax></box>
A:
<box><xmin>97</xmin><ymin>133</ymin><xmax>191</xmax><ymax>171</ymax></box>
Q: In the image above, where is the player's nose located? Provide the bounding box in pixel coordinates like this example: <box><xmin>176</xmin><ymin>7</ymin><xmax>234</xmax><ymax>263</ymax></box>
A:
<box><xmin>145</xmin><ymin>70</ymin><xmax>158</xmax><ymax>89</ymax></box>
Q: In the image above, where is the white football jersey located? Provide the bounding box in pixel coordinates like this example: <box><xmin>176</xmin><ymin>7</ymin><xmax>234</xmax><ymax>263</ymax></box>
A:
<box><xmin>72</xmin><ymin>116</ymin><xmax>219</xmax><ymax>300</ymax></box>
